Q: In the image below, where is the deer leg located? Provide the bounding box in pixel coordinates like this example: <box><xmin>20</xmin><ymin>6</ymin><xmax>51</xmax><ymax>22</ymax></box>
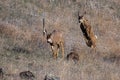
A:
<box><xmin>84</xmin><ymin>36</ymin><xmax>88</xmax><ymax>43</ymax></box>
<box><xmin>54</xmin><ymin>50</ymin><xmax>58</xmax><ymax>59</ymax></box>
<box><xmin>51</xmin><ymin>45</ymin><xmax>58</xmax><ymax>59</ymax></box>
<box><xmin>54</xmin><ymin>51</ymin><xmax>57</xmax><ymax>59</ymax></box>
<box><xmin>56</xmin><ymin>44</ymin><xmax>60</xmax><ymax>58</ymax></box>
<box><xmin>51</xmin><ymin>46</ymin><xmax>55</xmax><ymax>58</ymax></box>
<box><xmin>55</xmin><ymin>52</ymin><xmax>57</xmax><ymax>59</ymax></box>
<box><xmin>93</xmin><ymin>47</ymin><xmax>97</xmax><ymax>53</ymax></box>
<box><xmin>60</xmin><ymin>42</ymin><xmax>64</xmax><ymax>58</ymax></box>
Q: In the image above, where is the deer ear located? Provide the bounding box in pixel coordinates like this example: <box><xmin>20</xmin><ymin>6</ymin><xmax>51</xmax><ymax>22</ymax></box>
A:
<box><xmin>79</xmin><ymin>15</ymin><xmax>84</xmax><ymax>19</ymax></box>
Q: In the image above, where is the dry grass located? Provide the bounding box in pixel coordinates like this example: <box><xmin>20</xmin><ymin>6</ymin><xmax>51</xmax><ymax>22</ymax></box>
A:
<box><xmin>0</xmin><ymin>0</ymin><xmax>120</xmax><ymax>80</ymax></box>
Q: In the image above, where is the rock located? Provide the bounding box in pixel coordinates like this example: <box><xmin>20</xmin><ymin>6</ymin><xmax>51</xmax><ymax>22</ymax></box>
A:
<box><xmin>0</xmin><ymin>68</ymin><xmax>4</xmax><ymax>79</ymax></box>
<box><xmin>19</xmin><ymin>71</ymin><xmax>35</xmax><ymax>80</ymax></box>
<box><xmin>67</xmin><ymin>51</ymin><xmax>79</xmax><ymax>64</ymax></box>
<box><xmin>44</xmin><ymin>74</ymin><xmax>60</xmax><ymax>80</ymax></box>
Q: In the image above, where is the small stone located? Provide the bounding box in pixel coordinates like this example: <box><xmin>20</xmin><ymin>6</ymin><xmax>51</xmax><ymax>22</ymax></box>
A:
<box><xmin>44</xmin><ymin>74</ymin><xmax>60</xmax><ymax>80</ymax></box>
<box><xmin>0</xmin><ymin>68</ymin><xmax>4</xmax><ymax>79</ymax></box>
<box><xmin>19</xmin><ymin>71</ymin><xmax>35</xmax><ymax>80</ymax></box>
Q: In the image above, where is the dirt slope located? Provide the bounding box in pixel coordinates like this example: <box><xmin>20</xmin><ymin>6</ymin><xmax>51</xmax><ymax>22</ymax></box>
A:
<box><xmin>0</xmin><ymin>0</ymin><xmax>120</xmax><ymax>80</ymax></box>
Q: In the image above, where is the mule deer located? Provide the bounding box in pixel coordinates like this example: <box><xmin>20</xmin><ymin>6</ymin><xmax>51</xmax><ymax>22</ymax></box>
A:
<box><xmin>78</xmin><ymin>13</ymin><xmax>97</xmax><ymax>49</ymax></box>
<box><xmin>43</xmin><ymin>18</ymin><xmax>64</xmax><ymax>59</ymax></box>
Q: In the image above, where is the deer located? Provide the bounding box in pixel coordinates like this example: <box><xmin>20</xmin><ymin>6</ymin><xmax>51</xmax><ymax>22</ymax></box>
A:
<box><xmin>78</xmin><ymin>12</ymin><xmax>97</xmax><ymax>49</ymax></box>
<box><xmin>43</xmin><ymin>18</ymin><xmax>64</xmax><ymax>59</ymax></box>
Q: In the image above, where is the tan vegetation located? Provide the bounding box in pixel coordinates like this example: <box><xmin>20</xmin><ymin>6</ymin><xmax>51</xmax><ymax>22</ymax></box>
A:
<box><xmin>0</xmin><ymin>0</ymin><xmax>120</xmax><ymax>80</ymax></box>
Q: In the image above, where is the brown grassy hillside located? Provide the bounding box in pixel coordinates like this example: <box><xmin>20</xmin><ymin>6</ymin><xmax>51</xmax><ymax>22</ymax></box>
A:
<box><xmin>0</xmin><ymin>0</ymin><xmax>120</xmax><ymax>80</ymax></box>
